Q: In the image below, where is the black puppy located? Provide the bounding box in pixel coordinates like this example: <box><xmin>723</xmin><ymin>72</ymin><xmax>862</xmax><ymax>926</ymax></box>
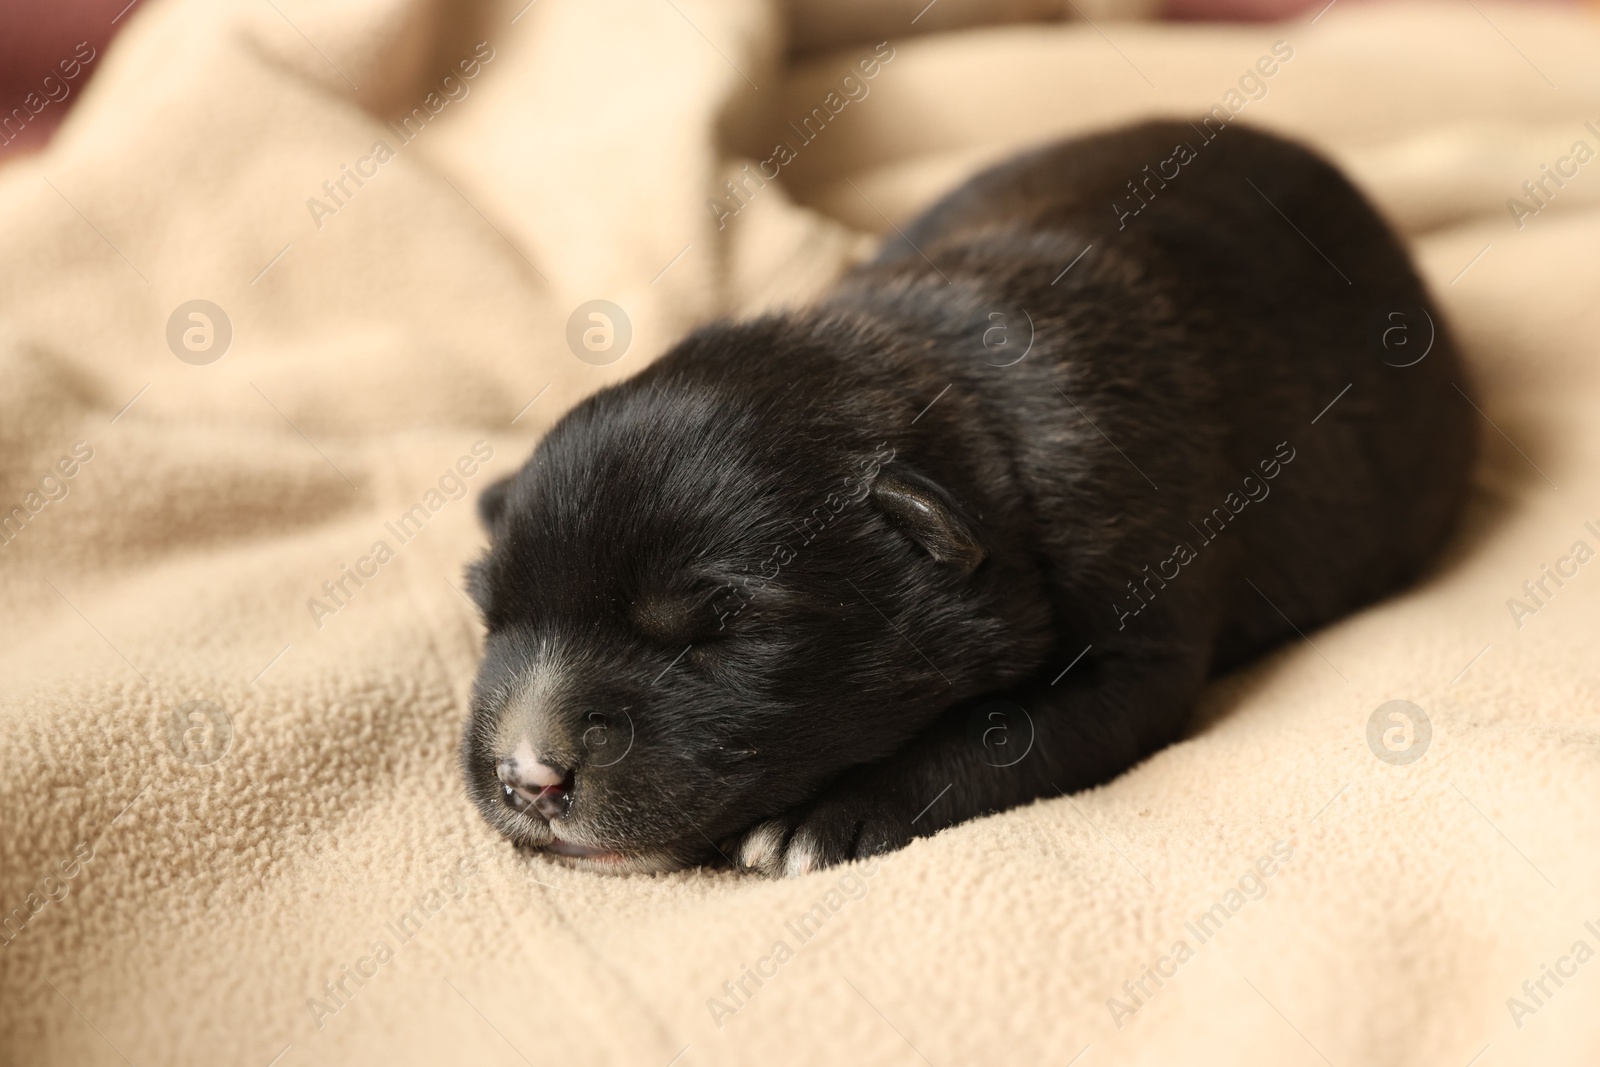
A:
<box><xmin>461</xmin><ymin>120</ymin><xmax>1474</xmax><ymax>876</ymax></box>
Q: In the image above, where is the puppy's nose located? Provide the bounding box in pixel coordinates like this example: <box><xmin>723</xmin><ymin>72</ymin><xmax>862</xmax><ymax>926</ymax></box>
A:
<box><xmin>504</xmin><ymin>743</ymin><xmax>568</xmax><ymax>788</ymax></box>
<box><xmin>496</xmin><ymin>743</ymin><xmax>572</xmax><ymax>820</ymax></box>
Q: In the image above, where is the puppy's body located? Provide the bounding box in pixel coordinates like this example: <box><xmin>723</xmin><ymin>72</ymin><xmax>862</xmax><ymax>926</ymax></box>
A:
<box><xmin>464</xmin><ymin>121</ymin><xmax>1473</xmax><ymax>876</ymax></box>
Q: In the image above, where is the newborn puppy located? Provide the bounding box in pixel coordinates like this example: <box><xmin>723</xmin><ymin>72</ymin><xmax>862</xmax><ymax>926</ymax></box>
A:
<box><xmin>462</xmin><ymin>120</ymin><xmax>1474</xmax><ymax>877</ymax></box>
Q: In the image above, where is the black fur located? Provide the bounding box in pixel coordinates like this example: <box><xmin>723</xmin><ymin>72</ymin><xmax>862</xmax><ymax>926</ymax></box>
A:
<box><xmin>461</xmin><ymin>120</ymin><xmax>1474</xmax><ymax>876</ymax></box>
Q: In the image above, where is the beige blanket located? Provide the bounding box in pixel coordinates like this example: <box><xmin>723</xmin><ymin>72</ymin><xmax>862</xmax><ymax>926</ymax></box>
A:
<box><xmin>4</xmin><ymin>0</ymin><xmax>1600</xmax><ymax>1063</ymax></box>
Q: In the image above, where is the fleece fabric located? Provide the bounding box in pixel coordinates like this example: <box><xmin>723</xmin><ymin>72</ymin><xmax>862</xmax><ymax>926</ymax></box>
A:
<box><xmin>3</xmin><ymin>0</ymin><xmax>1600</xmax><ymax>1064</ymax></box>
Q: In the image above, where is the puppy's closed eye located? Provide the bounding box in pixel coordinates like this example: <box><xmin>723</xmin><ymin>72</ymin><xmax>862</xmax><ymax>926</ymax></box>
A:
<box><xmin>631</xmin><ymin>595</ymin><xmax>713</xmax><ymax>645</ymax></box>
<box><xmin>631</xmin><ymin>593</ymin><xmax>756</xmax><ymax>682</ymax></box>
<box><xmin>633</xmin><ymin>571</ymin><xmax>790</xmax><ymax>646</ymax></box>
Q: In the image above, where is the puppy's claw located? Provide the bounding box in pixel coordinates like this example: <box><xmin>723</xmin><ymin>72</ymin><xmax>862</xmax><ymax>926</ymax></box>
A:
<box><xmin>733</xmin><ymin>787</ymin><xmax>915</xmax><ymax>878</ymax></box>
<box><xmin>735</xmin><ymin>819</ymin><xmax>788</xmax><ymax>877</ymax></box>
<box><xmin>783</xmin><ymin>829</ymin><xmax>822</xmax><ymax>879</ymax></box>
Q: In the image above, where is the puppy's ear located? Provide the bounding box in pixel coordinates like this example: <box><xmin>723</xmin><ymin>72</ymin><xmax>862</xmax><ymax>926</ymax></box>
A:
<box><xmin>477</xmin><ymin>475</ymin><xmax>514</xmax><ymax>538</ymax></box>
<box><xmin>464</xmin><ymin>559</ymin><xmax>493</xmax><ymax>618</ymax></box>
<box><xmin>872</xmin><ymin>465</ymin><xmax>985</xmax><ymax>574</ymax></box>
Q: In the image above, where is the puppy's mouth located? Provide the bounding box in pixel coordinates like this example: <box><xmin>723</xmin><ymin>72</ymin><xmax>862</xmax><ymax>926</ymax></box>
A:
<box><xmin>536</xmin><ymin>832</ymin><xmax>685</xmax><ymax>874</ymax></box>
<box><xmin>542</xmin><ymin>833</ymin><xmax>624</xmax><ymax>862</ymax></box>
<box><xmin>487</xmin><ymin>771</ymin><xmax>689</xmax><ymax>873</ymax></box>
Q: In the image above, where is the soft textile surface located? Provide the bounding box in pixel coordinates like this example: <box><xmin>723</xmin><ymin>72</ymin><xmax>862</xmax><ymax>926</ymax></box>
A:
<box><xmin>3</xmin><ymin>0</ymin><xmax>1600</xmax><ymax>1063</ymax></box>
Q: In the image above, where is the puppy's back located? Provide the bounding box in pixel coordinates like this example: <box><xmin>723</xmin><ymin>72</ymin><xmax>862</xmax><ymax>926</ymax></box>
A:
<box><xmin>844</xmin><ymin>119</ymin><xmax>1476</xmax><ymax>668</ymax></box>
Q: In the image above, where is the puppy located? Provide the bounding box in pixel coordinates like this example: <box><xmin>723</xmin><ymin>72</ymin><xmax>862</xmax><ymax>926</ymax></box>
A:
<box><xmin>461</xmin><ymin>120</ymin><xmax>1474</xmax><ymax>877</ymax></box>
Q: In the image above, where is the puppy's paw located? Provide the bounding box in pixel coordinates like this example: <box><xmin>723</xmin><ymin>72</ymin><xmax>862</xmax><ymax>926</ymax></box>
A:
<box><xmin>732</xmin><ymin>789</ymin><xmax>913</xmax><ymax>878</ymax></box>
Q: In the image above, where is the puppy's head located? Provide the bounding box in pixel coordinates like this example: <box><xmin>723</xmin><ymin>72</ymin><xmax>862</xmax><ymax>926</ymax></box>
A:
<box><xmin>461</xmin><ymin>320</ymin><xmax>1043</xmax><ymax>872</ymax></box>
